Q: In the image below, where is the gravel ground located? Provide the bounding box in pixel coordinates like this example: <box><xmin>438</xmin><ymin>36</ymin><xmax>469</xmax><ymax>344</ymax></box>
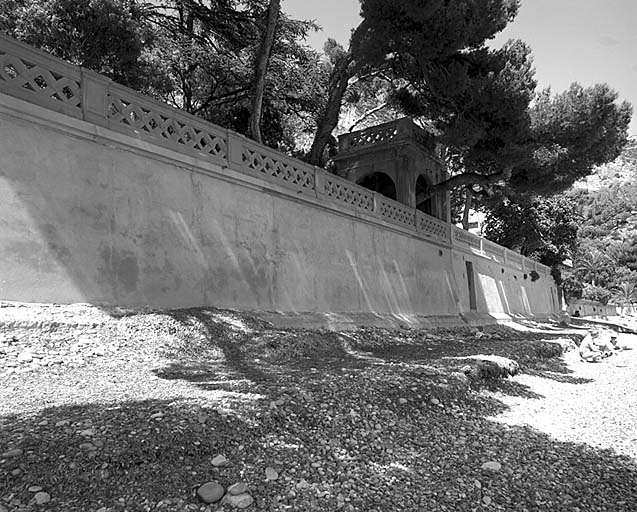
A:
<box><xmin>491</xmin><ymin>332</ymin><xmax>637</xmax><ymax>459</ymax></box>
<box><xmin>1</xmin><ymin>302</ymin><xmax>636</xmax><ymax>512</ymax></box>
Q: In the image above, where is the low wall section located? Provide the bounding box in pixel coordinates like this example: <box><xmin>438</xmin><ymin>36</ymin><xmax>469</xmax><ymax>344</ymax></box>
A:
<box><xmin>0</xmin><ymin>34</ymin><xmax>557</xmax><ymax>326</ymax></box>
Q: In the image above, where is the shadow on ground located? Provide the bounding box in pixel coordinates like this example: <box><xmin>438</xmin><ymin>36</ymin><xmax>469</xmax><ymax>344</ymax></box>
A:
<box><xmin>157</xmin><ymin>309</ymin><xmax>592</xmax><ymax>396</ymax></box>
<box><xmin>3</xmin><ymin>310</ymin><xmax>629</xmax><ymax>512</ymax></box>
<box><xmin>2</xmin><ymin>385</ymin><xmax>637</xmax><ymax>511</ymax></box>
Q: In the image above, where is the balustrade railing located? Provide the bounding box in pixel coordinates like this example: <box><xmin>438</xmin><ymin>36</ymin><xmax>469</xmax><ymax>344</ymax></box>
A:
<box><xmin>416</xmin><ymin>211</ymin><xmax>451</xmax><ymax>243</ymax></box>
<box><xmin>338</xmin><ymin>117</ymin><xmax>444</xmax><ymax>160</ymax></box>
<box><xmin>482</xmin><ymin>239</ymin><xmax>506</xmax><ymax>263</ymax></box>
<box><xmin>239</xmin><ymin>135</ymin><xmax>315</xmax><ymax>195</ymax></box>
<box><xmin>323</xmin><ymin>172</ymin><xmax>375</xmax><ymax>212</ymax></box>
<box><xmin>0</xmin><ymin>34</ymin><xmax>82</xmax><ymax>118</ymax></box>
<box><xmin>379</xmin><ymin>196</ymin><xmax>415</xmax><ymax>227</ymax></box>
<box><xmin>452</xmin><ymin>226</ymin><xmax>482</xmax><ymax>250</ymax></box>
<box><xmin>0</xmin><ymin>32</ymin><xmax>551</xmax><ymax>277</ymax></box>
<box><xmin>106</xmin><ymin>82</ymin><xmax>228</xmax><ymax>165</ymax></box>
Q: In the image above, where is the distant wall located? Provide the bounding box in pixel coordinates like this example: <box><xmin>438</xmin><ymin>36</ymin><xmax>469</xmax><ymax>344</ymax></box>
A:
<box><xmin>0</xmin><ymin>34</ymin><xmax>558</xmax><ymax>325</ymax></box>
<box><xmin>568</xmin><ymin>300</ymin><xmax>618</xmax><ymax>318</ymax></box>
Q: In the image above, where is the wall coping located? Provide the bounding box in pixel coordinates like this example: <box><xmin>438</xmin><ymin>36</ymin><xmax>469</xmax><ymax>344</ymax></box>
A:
<box><xmin>0</xmin><ymin>32</ymin><xmax>551</xmax><ymax>277</ymax></box>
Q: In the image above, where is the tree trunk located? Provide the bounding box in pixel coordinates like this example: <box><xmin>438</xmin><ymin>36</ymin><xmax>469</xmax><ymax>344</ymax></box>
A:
<box><xmin>307</xmin><ymin>54</ymin><xmax>356</xmax><ymax>166</ymax></box>
<box><xmin>248</xmin><ymin>0</ymin><xmax>280</xmax><ymax>143</ymax></box>
<box><xmin>307</xmin><ymin>19</ymin><xmax>373</xmax><ymax>166</ymax></box>
<box><xmin>461</xmin><ymin>187</ymin><xmax>473</xmax><ymax>230</ymax></box>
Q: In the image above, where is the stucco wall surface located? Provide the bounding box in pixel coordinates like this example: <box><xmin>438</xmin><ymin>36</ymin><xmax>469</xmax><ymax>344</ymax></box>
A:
<box><xmin>451</xmin><ymin>252</ymin><xmax>558</xmax><ymax>321</ymax></box>
<box><xmin>0</xmin><ymin>95</ymin><xmax>557</xmax><ymax>323</ymax></box>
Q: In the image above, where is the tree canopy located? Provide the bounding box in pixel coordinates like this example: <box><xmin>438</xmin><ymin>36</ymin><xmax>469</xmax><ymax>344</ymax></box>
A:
<box><xmin>1</xmin><ymin>0</ymin><xmax>632</xmax><ymax>206</ymax></box>
<box><xmin>0</xmin><ymin>0</ymin><xmax>160</xmax><ymax>90</ymax></box>
<box><xmin>306</xmin><ymin>0</ymin><xmax>521</xmax><ymax>165</ymax></box>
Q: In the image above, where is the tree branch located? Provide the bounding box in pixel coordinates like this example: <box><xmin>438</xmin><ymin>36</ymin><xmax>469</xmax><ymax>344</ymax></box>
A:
<box><xmin>428</xmin><ymin>167</ymin><xmax>513</xmax><ymax>197</ymax></box>
<box><xmin>347</xmin><ymin>101</ymin><xmax>390</xmax><ymax>132</ymax></box>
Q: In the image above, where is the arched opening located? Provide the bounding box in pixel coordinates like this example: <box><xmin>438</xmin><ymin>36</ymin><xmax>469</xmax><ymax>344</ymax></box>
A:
<box><xmin>415</xmin><ymin>175</ymin><xmax>433</xmax><ymax>216</ymax></box>
<box><xmin>356</xmin><ymin>172</ymin><xmax>397</xmax><ymax>200</ymax></box>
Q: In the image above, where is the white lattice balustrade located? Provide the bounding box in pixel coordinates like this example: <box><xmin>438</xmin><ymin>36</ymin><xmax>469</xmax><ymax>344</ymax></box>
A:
<box><xmin>380</xmin><ymin>198</ymin><xmax>415</xmax><ymax>227</ymax></box>
<box><xmin>242</xmin><ymin>146</ymin><xmax>315</xmax><ymax>192</ymax></box>
<box><xmin>107</xmin><ymin>90</ymin><xmax>227</xmax><ymax>161</ymax></box>
<box><xmin>324</xmin><ymin>177</ymin><xmax>375</xmax><ymax>212</ymax></box>
<box><xmin>345</xmin><ymin>126</ymin><xmax>399</xmax><ymax>150</ymax></box>
<box><xmin>416</xmin><ymin>212</ymin><xmax>450</xmax><ymax>242</ymax></box>
<box><xmin>0</xmin><ymin>48</ymin><xmax>81</xmax><ymax>115</ymax></box>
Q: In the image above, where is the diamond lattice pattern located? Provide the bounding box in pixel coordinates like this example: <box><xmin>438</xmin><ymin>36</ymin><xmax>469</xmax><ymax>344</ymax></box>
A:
<box><xmin>418</xmin><ymin>215</ymin><xmax>449</xmax><ymax>240</ymax></box>
<box><xmin>380</xmin><ymin>202</ymin><xmax>414</xmax><ymax>226</ymax></box>
<box><xmin>243</xmin><ymin>149</ymin><xmax>314</xmax><ymax>191</ymax></box>
<box><xmin>108</xmin><ymin>96</ymin><xmax>226</xmax><ymax>159</ymax></box>
<box><xmin>324</xmin><ymin>180</ymin><xmax>374</xmax><ymax>211</ymax></box>
<box><xmin>0</xmin><ymin>51</ymin><xmax>81</xmax><ymax>110</ymax></box>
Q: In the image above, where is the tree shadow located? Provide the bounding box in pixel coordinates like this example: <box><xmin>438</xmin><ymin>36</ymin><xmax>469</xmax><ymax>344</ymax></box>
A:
<box><xmin>149</xmin><ymin>313</ymin><xmax>597</xmax><ymax>409</ymax></box>
<box><xmin>8</xmin><ymin>308</ymin><xmax>622</xmax><ymax>510</ymax></box>
<box><xmin>3</xmin><ymin>384</ymin><xmax>637</xmax><ymax>511</ymax></box>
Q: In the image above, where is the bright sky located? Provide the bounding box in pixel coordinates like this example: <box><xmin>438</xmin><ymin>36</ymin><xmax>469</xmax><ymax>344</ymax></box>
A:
<box><xmin>283</xmin><ymin>0</ymin><xmax>637</xmax><ymax>135</ymax></box>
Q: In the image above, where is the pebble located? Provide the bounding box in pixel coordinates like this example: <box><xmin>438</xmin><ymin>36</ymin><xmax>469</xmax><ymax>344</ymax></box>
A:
<box><xmin>223</xmin><ymin>493</ymin><xmax>254</xmax><ymax>509</ymax></box>
<box><xmin>197</xmin><ymin>481</ymin><xmax>225</xmax><ymax>503</ymax></box>
<box><xmin>265</xmin><ymin>467</ymin><xmax>278</xmax><ymax>480</ymax></box>
<box><xmin>296</xmin><ymin>479</ymin><xmax>310</xmax><ymax>490</ymax></box>
<box><xmin>227</xmin><ymin>482</ymin><xmax>249</xmax><ymax>495</ymax></box>
<box><xmin>2</xmin><ymin>448</ymin><xmax>23</xmax><ymax>458</ymax></box>
<box><xmin>481</xmin><ymin>461</ymin><xmax>502</xmax><ymax>472</ymax></box>
<box><xmin>28</xmin><ymin>486</ymin><xmax>43</xmax><ymax>492</ymax></box>
<box><xmin>211</xmin><ymin>454</ymin><xmax>228</xmax><ymax>467</ymax></box>
<box><xmin>17</xmin><ymin>351</ymin><xmax>33</xmax><ymax>363</ymax></box>
<box><xmin>33</xmin><ymin>492</ymin><xmax>51</xmax><ymax>505</ymax></box>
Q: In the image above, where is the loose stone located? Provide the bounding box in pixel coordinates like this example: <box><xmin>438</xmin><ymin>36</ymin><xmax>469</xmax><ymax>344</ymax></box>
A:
<box><xmin>481</xmin><ymin>461</ymin><xmax>502</xmax><ymax>472</ymax></box>
<box><xmin>228</xmin><ymin>482</ymin><xmax>249</xmax><ymax>495</ymax></box>
<box><xmin>197</xmin><ymin>482</ymin><xmax>225</xmax><ymax>503</ymax></box>
<box><xmin>17</xmin><ymin>351</ymin><xmax>33</xmax><ymax>363</ymax></box>
<box><xmin>265</xmin><ymin>467</ymin><xmax>279</xmax><ymax>480</ymax></box>
<box><xmin>223</xmin><ymin>493</ymin><xmax>254</xmax><ymax>509</ymax></box>
<box><xmin>34</xmin><ymin>492</ymin><xmax>51</xmax><ymax>505</ymax></box>
<box><xmin>2</xmin><ymin>448</ymin><xmax>23</xmax><ymax>458</ymax></box>
<box><xmin>211</xmin><ymin>454</ymin><xmax>228</xmax><ymax>467</ymax></box>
